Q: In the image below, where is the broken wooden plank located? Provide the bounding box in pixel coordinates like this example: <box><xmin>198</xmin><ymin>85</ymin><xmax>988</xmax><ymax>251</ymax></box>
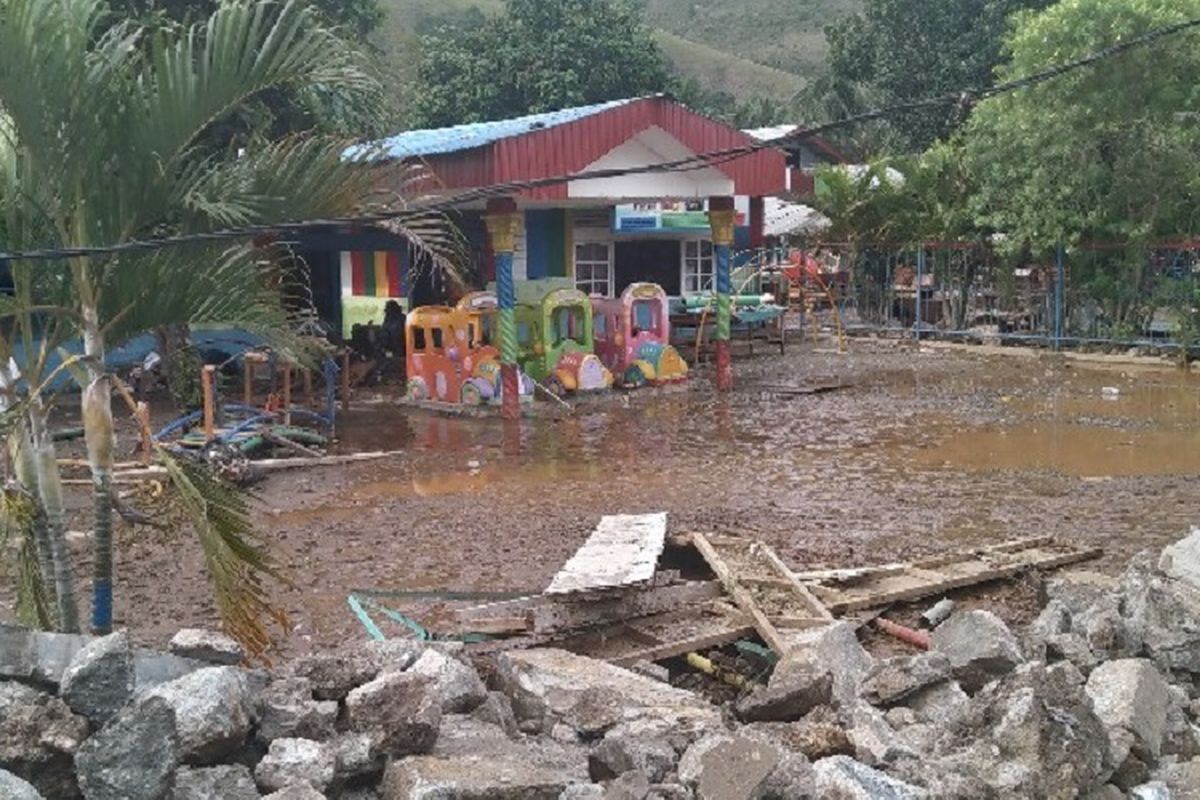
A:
<box><xmin>692</xmin><ymin>533</ymin><xmax>790</xmax><ymax>655</ymax></box>
<box><xmin>753</xmin><ymin>543</ymin><xmax>834</xmax><ymax>622</ymax></box>
<box><xmin>455</xmin><ymin>580</ymin><xmax>722</xmax><ymax>635</ymax></box>
<box><xmin>440</xmin><ymin>616</ymin><xmax>531</xmax><ymax>636</ymax></box>
<box><xmin>545</xmin><ymin>512</ymin><xmax>668</xmax><ymax>595</ymax></box>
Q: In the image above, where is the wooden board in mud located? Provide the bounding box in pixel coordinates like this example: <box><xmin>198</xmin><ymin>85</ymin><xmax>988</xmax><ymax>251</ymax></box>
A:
<box><xmin>546</xmin><ymin>513</ymin><xmax>668</xmax><ymax>595</ymax></box>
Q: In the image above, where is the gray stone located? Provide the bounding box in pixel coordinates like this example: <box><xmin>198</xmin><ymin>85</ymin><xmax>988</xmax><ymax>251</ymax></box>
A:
<box><xmin>0</xmin><ymin>768</ymin><xmax>44</xmax><ymax>800</ymax></box>
<box><xmin>604</xmin><ymin>771</ymin><xmax>652</xmax><ymax>800</ymax></box>
<box><xmin>257</xmin><ymin>677</ymin><xmax>337</xmax><ymax>744</ymax></box>
<box><xmin>408</xmin><ymin>647</ymin><xmax>488</xmax><ymax>714</ymax></box>
<box><xmin>744</xmin><ymin>713</ymin><xmax>854</xmax><ymax>761</ymax></box>
<box><xmin>287</xmin><ymin>640</ymin><xmax>423</xmax><ymax>702</ymax></box>
<box><xmin>932</xmin><ymin>610</ymin><xmax>1025</xmax><ymax>692</ymax></box>
<box><xmin>262</xmin><ymin>785</ymin><xmax>326</xmax><ymax>800</ymax></box>
<box><xmin>920</xmin><ymin>599</ymin><xmax>956</xmax><ymax>630</ymax></box>
<box><xmin>676</xmin><ymin>733</ymin><xmax>784</xmax><ymax>800</ymax></box>
<box><xmin>255</xmin><ymin>738</ymin><xmax>335</xmax><ymax>794</ymax></box>
<box><xmin>560</xmin><ymin>785</ymin><xmax>606</xmax><ymax>800</ymax></box>
<box><xmin>345</xmin><ymin>669</ymin><xmax>441</xmax><ymax>757</ymax></box>
<box><xmin>332</xmin><ymin>732</ymin><xmax>382</xmax><ymax>782</ymax></box>
<box><xmin>884</xmin><ymin>707</ymin><xmax>917</xmax><ymax>728</ymax></box>
<box><xmin>0</xmin><ymin>681</ymin><xmax>89</xmax><ymax>798</ymax></box>
<box><xmin>74</xmin><ymin>695</ymin><xmax>180</xmax><ymax>800</ymax></box>
<box><xmin>646</xmin><ymin>783</ymin><xmax>690</xmax><ymax>800</ymax></box>
<box><xmin>171</xmin><ymin>765</ymin><xmax>261</xmax><ymax>800</ymax></box>
<box><xmin>779</xmin><ymin>623</ymin><xmax>873</xmax><ymax>710</ymax></box>
<box><xmin>859</xmin><ymin>654</ymin><xmax>950</xmax><ymax>707</ymax></box>
<box><xmin>1086</xmin><ymin>659</ymin><xmax>1173</xmax><ymax>768</ymax></box>
<box><xmin>143</xmin><ymin>666</ymin><xmax>254</xmax><ymax>763</ymax></box>
<box><xmin>496</xmin><ymin>649</ymin><xmax>718</xmax><ymax>737</ymax></box>
<box><xmin>168</xmin><ymin>629</ymin><xmax>245</xmax><ymax>666</ymax></box>
<box><xmin>629</xmin><ymin>661</ymin><xmax>671</xmax><ymax>684</ymax></box>
<box><xmin>473</xmin><ymin>691</ymin><xmax>520</xmax><ymax>737</ymax></box>
<box><xmin>736</xmin><ymin>656</ymin><xmax>832</xmax><ymax>723</ymax></box>
<box><xmin>381</xmin><ymin>736</ymin><xmax>589</xmax><ymax>799</ymax></box>
<box><xmin>756</xmin><ymin>753</ymin><xmax>817</xmax><ymax>799</ymax></box>
<box><xmin>1151</xmin><ymin>756</ymin><xmax>1200</xmax><ymax>799</ymax></box>
<box><xmin>844</xmin><ymin>702</ymin><xmax>915</xmax><ymax>767</ymax></box>
<box><xmin>1129</xmin><ymin>782</ymin><xmax>1172</xmax><ymax>800</ymax></box>
<box><xmin>906</xmin><ymin>680</ymin><xmax>970</xmax><ymax>729</ymax></box>
<box><xmin>590</xmin><ymin>719</ymin><xmax>680</xmax><ymax>783</ymax></box>
<box><xmin>1122</xmin><ymin>556</ymin><xmax>1200</xmax><ymax>674</ymax></box>
<box><xmin>433</xmin><ymin>715</ymin><xmax>514</xmax><ymax>759</ymax></box>
<box><xmin>340</xmin><ymin>790</ymin><xmax>382</xmax><ymax>800</ymax></box>
<box><xmin>1160</xmin><ymin>527</ymin><xmax>1200</xmax><ymax>591</ymax></box>
<box><xmin>812</xmin><ymin>756</ymin><xmax>927</xmax><ymax>799</ymax></box>
<box><xmin>60</xmin><ymin>630</ymin><xmax>134</xmax><ymax>726</ymax></box>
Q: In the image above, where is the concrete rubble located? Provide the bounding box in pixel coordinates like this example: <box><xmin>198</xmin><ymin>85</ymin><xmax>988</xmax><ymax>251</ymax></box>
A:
<box><xmin>3</xmin><ymin>530</ymin><xmax>1200</xmax><ymax>799</ymax></box>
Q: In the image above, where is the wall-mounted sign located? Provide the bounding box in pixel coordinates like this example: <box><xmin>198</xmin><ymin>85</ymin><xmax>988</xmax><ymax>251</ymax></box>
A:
<box><xmin>612</xmin><ymin>197</ymin><xmax>749</xmax><ymax>234</ymax></box>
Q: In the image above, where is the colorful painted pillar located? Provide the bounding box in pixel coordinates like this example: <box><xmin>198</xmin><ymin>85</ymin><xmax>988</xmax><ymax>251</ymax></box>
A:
<box><xmin>709</xmin><ymin>196</ymin><xmax>736</xmax><ymax>392</ymax></box>
<box><xmin>485</xmin><ymin>198</ymin><xmax>522</xmax><ymax>420</ymax></box>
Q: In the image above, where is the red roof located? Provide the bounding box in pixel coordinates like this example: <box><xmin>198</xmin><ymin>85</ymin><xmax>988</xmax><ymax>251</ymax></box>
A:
<box><xmin>404</xmin><ymin>96</ymin><xmax>787</xmax><ymax>200</ymax></box>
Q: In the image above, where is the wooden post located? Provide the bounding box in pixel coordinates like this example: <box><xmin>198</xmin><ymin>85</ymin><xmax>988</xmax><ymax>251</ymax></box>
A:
<box><xmin>243</xmin><ymin>357</ymin><xmax>253</xmax><ymax>408</ymax></box>
<box><xmin>135</xmin><ymin>401</ymin><xmax>152</xmax><ymax>465</ymax></box>
<box><xmin>340</xmin><ymin>349</ymin><xmax>351</xmax><ymax>412</ymax></box>
<box><xmin>201</xmin><ymin>365</ymin><xmax>216</xmax><ymax>441</ymax></box>
<box><xmin>281</xmin><ymin>362</ymin><xmax>292</xmax><ymax>426</ymax></box>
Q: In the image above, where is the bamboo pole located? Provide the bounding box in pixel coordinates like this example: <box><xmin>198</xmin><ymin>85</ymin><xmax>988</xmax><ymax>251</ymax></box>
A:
<box><xmin>135</xmin><ymin>401</ymin><xmax>152</xmax><ymax>465</ymax></box>
<box><xmin>201</xmin><ymin>365</ymin><xmax>216</xmax><ymax>441</ymax></box>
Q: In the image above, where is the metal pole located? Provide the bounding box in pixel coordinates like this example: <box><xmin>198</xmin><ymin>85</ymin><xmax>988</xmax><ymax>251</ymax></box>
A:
<box><xmin>1055</xmin><ymin>243</ymin><xmax>1065</xmax><ymax>350</ymax></box>
<box><xmin>710</xmin><ymin>197</ymin><xmax>737</xmax><ymax>392</ymax></box>
<box><xmin>915</xmin><ymin>247</ymin><xmax>925</xmax><ymax>341</ymax></box>
<box><xmin>486</xmin><ymin>198</ymin><xmax>522</xmax><ymax>419</ymax></box>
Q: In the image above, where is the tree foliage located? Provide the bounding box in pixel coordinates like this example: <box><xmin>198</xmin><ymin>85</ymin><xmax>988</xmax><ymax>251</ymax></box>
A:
<box><xmin>414</xmin><ymin>0</ymin><xmax>672</xmax><ymax>127</ymax></box>
<box><xmin>810</xmin><ymin>0</ymin><xmax>1053</xmax><ymax>155</ymax></box>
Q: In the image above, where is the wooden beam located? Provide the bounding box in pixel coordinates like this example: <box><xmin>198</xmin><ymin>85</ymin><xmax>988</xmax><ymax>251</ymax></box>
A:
<box><xmin>692</xmin><ymin>533</ymin><xmax>789</xmax><ymax>655</ymax></box>
<box><xmin>754</xmin><ymin>543</ymin><xmax>834</xmax><ymax>622</ymax></box>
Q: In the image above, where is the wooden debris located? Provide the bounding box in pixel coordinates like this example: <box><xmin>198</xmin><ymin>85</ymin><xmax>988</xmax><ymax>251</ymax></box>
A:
<box><xmin>545</xmin><ymin>513</ymin><xmax>668</xmax><ymax>595</ymax></box>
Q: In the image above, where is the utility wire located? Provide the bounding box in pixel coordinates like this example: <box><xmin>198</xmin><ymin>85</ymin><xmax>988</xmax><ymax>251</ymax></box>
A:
<box><xmin>2</xmin><ymin>14</ymin><xmax>1199</xmax><ymax>263</ymax></box>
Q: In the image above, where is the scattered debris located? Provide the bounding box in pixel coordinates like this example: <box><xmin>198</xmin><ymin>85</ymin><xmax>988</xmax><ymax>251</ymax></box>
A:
<box><xmin>919</xmin><ymin>598</ymin><xmax>956</xmax><ymax>629</ymax></box>
<box><xmin>545</xmin><ymin>512</ymin><xmax>667</xmax><ymax>595</ymax></box>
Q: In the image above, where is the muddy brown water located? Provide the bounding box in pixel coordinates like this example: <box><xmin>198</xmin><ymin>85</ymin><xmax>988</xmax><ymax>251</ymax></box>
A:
<box><xmin>7</xmin><ymin>341</ymin><xmax>1200</xmax><ymax>658</ymax></box>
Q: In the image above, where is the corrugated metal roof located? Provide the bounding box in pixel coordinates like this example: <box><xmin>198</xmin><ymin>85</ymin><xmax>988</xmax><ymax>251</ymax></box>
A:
<box><xmin>345</xmin><ymin>97</ymin><xmax>647</xmax><ymax>162</ymax></box>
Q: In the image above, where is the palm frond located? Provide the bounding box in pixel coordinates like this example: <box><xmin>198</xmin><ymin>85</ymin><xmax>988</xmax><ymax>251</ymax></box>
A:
<box><xmin>157</xmin><ymin>446</ymin><xmax>290</xmax><ymax>662</ymax></box>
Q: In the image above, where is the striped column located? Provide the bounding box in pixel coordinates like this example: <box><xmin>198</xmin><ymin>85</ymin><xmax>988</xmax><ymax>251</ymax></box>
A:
<box><xmin>709</xmin><ymin>196</ymin><xmax>737</xmax><ymax>392</ymax></box>
<box><xmin>486</xmin><ymin>198</ymin><xmax>522</xmax><ymax>420</ymax></box>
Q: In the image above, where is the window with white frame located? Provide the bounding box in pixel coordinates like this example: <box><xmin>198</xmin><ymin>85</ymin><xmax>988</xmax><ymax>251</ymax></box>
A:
<box><xmin>682</xmin><ymin>239</ymin><xmax>715</xmax><ymax>295</ymax></box>
<box><xmin>574</xmin><ymin>242</ymin><xmax>613</xmax><ymax>297</ymax></box>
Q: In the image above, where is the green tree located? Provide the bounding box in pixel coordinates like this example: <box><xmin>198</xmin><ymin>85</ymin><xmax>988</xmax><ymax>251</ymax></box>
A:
<box><xmin>109</xmin><ymin>0</ymin><xmax>384</xmax><ymax>36</ymax></box>
<box><xmin>960</xmin><ymin>0</ymin><xmax>1200</xmax><ymax>329</ymax></box>
<box><xmin>809</xmin><ymin>0</ymin><xmax>1053</xmax><ymax>155</ymax></box>
<box><xmin>414</xmin><ymin>0</ymin><xmax>672</xmax><ymax>126</ymax></box>
<box><xmin>0</xmin><ymin>0</ymin><xmax>448</xmax><ymax>647</ymax></box>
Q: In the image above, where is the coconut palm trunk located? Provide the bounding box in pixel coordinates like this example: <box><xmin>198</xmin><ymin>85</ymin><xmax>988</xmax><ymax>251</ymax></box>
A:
<box><xmin>26</xmin><ymin>400</ymin><xmax>80</xmax><ymax>632</ymax></box>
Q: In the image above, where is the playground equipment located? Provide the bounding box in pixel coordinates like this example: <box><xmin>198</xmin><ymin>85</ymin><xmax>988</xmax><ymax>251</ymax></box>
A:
<box><xmin>456</xmin><ymin>290</ymin><xmax>499</xmax><ymax>347</ymax></box>
<box><xmin>405</xmin><ymin>304</ymin><xmax>533</xmax><ymax>405</ymax></box>
<box><xmin>592</xmin><ymin>283</ymin><xmax>689</xmax><ymax>388</ymax></box>
<box><xmin>514</xmin><ymin>288</ymin><xmax>613</xmax><ymax>396</ymax></box>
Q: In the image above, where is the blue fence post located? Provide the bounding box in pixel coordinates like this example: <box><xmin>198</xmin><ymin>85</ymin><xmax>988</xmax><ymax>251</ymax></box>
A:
<box><xmin>915</xmin><ymin>246</ymin><xmax>925</xmax><ymax>341</ymax></box>
<box><xmin>1055</xmin><ymin>243</ymin><xmax>1065</xmax><ymax>350</ymax></box>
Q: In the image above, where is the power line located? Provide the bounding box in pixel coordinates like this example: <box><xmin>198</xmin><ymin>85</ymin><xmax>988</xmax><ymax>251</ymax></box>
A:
<box><xmin>2</xmin><ymin>14</ymin><xmax>1199</xmax><ymax>263</ymax></box>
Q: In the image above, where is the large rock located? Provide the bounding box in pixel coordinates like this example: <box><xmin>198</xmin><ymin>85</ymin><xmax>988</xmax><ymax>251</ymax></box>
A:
<box><xmin>932</xmin><ymin>610</ymin><xmax>1024</xmax><ymax>692</ymax></box>
<box><xmin>779</xmin><ymin>623</ymin><xmax>873</xmax><ymax>710</ymax></box>
<box><xmin>473</xmin><ymin>691</ymin><xmax>520</xmax><ymax>738</ymax></box>
<box><xmin>408</xmin><ymin>648</ymin><xmax>488</xmax><ymax>714</ymax></box>
<box><xmin>676</xmin><ymin>732</ymin><xmax>786</xmax><ymax>799</ymax></box>
<box><xmin>0</xmin><ymin>768</ymin><xmax>45</xmax><ymax>800</ymax></box>
<box><xmin>736</xmin><ymin>657</ymin><xmax>832</xmax><ymax>723</ymax></box>
<box><xmin>381</xmin><ymin>734</ymin><xmax>588</xmax><ymax>799</ymax></box>
<box><xmin>168</xmin><ymin>630</ymin><xmax>245</xmax><ymax>666</ymax></box>
<box><xmin>262</xmin><ymin>785</ymin><xmax>326</xmax><ymax>800</ymax></box>
<box><xmin>171</xmin><ymin>765</ymin><xmax>261</xmax><ymax>800</ymax></box>
<box><xmin>495</xmin><ymin>649</ymin><xmax>719</xmax><ymax>737</ymax></box>
<box><xmin>858</xmin><ymin>655</ymin><xmax>950</xmax><ymax>707</ymax></box>
<box><xmin>74</xmin><ymin>696</ymin><xmax>180</xmax><ymax>800</ymax></box>
<box><xmin>905</xmin><ymin>680</ymin><xmax>970</xmax><ymax>729</ymax></box>
<box><xmin>332</xmin><ymin>732</ymin><xmax>383</xmax><ymax>783</ymax></box>
<box><xmin>288</xmin><ymin>641</ymin><xmax>424</xmax><ymax>702</ymax></box>
<box><xmin>1160</xmin><ymin>527</ymin><xmax>1200</xmax><ymax>591</ymax></box>
<box><xmin>812</xmin><ymin>756</ymin><xmax>926</xmax><ymax>799</ymax></box>
<box><xmin>843</xmin><ymin>702</ymin><xmax>916</xmax><ymax>768</ymax></box>
<box><xmin>1122</xmin><ymin>555</ymin><xmax>1200</xmax><ymax>674</ymax></box>
<box><xmin>1149</xmin><ymin>757</ymin><xmax>1200</xmax><ymax>799</ymax></box>
<box><xmin>0</xmin><ymin>681</ymin><xmax>89</xmax><ymax>798</ymax></box>
<box><xmin>1086</xmin><ymin>659</ymin><xmax>1173</xmax><ymax>774</ymax></box>
<box><xmin>255</xmin><ymin>738</ymin><xmax>335</xmax><ymax>794</ymax></box>
<box><xmin>757</xmin><ymin>753</ymin><xmax>817</xmax><ymax>799</ymax></box>
<box><xmin>589</xmin><ymin>719</ymin><xmax>681</xmax><ymax>783</ymax></box>
<box><xmin>142</xmin><ymin>666</ymin><xmax>254</xmax><ymax>763</ymax></box>
<box><xmin>744</xmin><ymin>708</ymin><xmax>854</xmax><ymax>761</ymax></box>
<box><xmin>257</xmin><ymin>677</ymin><xmax>337</xmax><ymax>744</ymax></box>
<box><xmin>60</xmin><ymin>630</ymin><xmax>134</xmax><ymax>726</ymax></box>
<box><xmin>345</xmin><ymin>670</ymin><xmax>441</xmax><ymax>757</ymax></box>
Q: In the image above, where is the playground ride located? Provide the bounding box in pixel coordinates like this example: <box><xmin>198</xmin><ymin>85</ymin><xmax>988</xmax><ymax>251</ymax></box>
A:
<box><xmin>514</xmin><ymin>288</ymin><xmax>613</xmax><ymax>397</ymax></box>
<box><xmin>405</xmin><ymin>304</ymin><xmax>533</xmax><ymax>406</ymax></box>
<box><xmin>592</xmin><ymin>283</ymin><xmax>689</xmax><ymax>388</ymax></box>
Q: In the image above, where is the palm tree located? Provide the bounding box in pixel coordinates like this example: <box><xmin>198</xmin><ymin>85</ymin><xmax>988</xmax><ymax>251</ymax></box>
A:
<box><xmin>0</xmin><ymin>0</ymin><xmax>452</xmax><ymax>646</ymax></box>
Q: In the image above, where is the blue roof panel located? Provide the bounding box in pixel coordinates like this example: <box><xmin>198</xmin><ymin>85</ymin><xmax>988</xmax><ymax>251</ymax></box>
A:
<box><xmin>343</xmin><ymin>97</ymin><xmax>644</xmax><ymax>162</ymax></box>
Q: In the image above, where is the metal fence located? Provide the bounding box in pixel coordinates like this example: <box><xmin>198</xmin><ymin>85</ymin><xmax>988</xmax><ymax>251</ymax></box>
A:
<box><xmin>750</xmin><ymin>241</ymin><xmax>1200</xmax><ymax>351</ymax></box>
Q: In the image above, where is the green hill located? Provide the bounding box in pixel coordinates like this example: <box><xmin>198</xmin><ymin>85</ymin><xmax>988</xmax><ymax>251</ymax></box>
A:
<box><xmin>373</xmin><ymin>0</ymin><xmax>859</xmax><ymax>120</ymax></box>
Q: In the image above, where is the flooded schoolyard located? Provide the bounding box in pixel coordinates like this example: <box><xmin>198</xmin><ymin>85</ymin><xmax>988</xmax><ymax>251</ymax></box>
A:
<box><xmin>66</xmin><ymin>341</ymin><xmax>1200</xmax><ymax>654</ymax></box>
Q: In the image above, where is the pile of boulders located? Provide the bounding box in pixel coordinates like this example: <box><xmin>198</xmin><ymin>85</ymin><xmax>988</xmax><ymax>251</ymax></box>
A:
<box><xmin>4</xmin><ymin>531</ymin><xmax>1200</xmax><ymax>799</ymax></box>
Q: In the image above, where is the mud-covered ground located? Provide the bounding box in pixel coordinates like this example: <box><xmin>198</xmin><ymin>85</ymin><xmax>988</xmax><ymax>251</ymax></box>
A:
<box><xmin>8</xmin><ymin>340</ymin><xmax>1200</xmax><ymax>658</ymax></box>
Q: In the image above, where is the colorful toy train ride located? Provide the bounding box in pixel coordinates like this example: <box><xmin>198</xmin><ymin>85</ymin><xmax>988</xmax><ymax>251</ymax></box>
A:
<box><xmin>515</xmin><ymin>288</ymin><xmax>613</xmax><ymax>396</ymax></box>
<box><xmin>592</xmin><ymin>283</ymin><xmax>689</xmax><ymax>388</ymax></box>
<box><xmin>405</xmin><ymin>282</ymin><xmax>686</xmax><ymax>406</ymax></box>
<box><xmin>404</xmin><ymin>296</ymin><xmax>533</xmax><ymax>405</ymax></box>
